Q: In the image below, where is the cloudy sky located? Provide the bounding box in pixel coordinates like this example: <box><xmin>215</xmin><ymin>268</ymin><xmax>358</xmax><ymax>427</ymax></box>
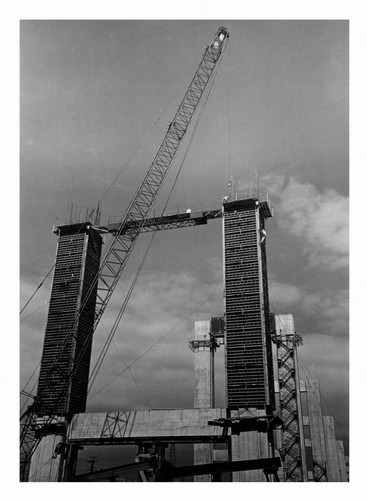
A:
<box><xmin>20</xmin><ymin>19</ymin><xmax>349</xmax><ymax>460</ymax></box>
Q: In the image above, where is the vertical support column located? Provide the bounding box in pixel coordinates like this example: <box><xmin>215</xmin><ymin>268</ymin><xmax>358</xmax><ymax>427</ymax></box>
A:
<box><xmin>63</xmin><ymin>443</ymin><xmax>81</xmax><ymax>481</ymax></box>
<box><xmin>336</xmin><ymin>441</ymin><xmax>348</xmax><ymax>481</ymax></box>
<box><xmin>212</xmin><ymin>446</ymin><xmax>230</xmax><ymax>482</ymax></box>
<box><xmin>192</xmin><ymin>320</ymin><xmax>215</xmax><ymax>408</ymax></box>
<box><xmin>323</xmin><ymin>416</ymin><xmax>341</xmax><ymax>481</ymax></box>
<box><xmin>301</xmin><ymin>379</ymin><xmax>328</xmax><ymax>481</ymax></box>
<box><xmin>155</xmin><ymin>444</ymin><xmax>166</xmax><ymax>482</ymax></box>
<box><xmin>28</xmin><ymin>429</ymin><xmax>64</xmax><ymax>481</ymax></box>
<box><xmin>231</xmin><ymin>408</ymin><xmax>269</xmax><ymax>482</ymax></box>
<box><xmin>189</xmin><ymin>320</ymin><xmax>218</xmax><ymax>482</ymax></box>
<box><xmin>300</xmin><ymin>380</ymin><xmax>348</xmax><ymax>481</ymax></box>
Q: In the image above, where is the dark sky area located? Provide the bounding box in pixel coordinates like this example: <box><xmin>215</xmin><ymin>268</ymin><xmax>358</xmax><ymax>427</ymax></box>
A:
<box><xmin>19</xmin><ymin>19</ymin><xmax>349</xmax><ymax>469</ymax></box>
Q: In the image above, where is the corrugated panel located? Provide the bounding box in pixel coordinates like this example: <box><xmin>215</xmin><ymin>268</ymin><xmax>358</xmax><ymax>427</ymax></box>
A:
<box><xmin>223</xmin><ymin>199</ymin><xmax>274</xmax><ymax>409</ymax></box>
<box><xmin>36</xmin><ymin>223</ymin><xmax>102</xmax><ymax>416</ymax></box>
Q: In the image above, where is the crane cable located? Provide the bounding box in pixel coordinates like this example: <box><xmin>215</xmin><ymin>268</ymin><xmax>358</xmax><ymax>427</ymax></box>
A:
<box><xmin>88</xmin><ymin>285</ymin><xmax>221</xmax><ymax>401</ymax></box>
<box><xmin>19</xmin><ymin>112</ymin><xmax>163</xmax><ymax>318</ymax></box>
<box><xmin>20</xmin><ymin>31</ymin><xmax>230</xmax><ymax>478</ymax></box>
<box><xmin>88</xmin><ymin>231</ymin><xmax>156</xmax><ymax>392</ymax></box>
<box><xmin>227</xmin><ymin>38</ymin><xmax>231</xmax><ymax>180</ymax></box>
<box><xmin>22</xmin><ymin>35</ymin><xmax>228</xmax><ymax>412</ymax></box>
<box><xmin>94</xmin><ymin>111</ymin><xmax>163</xmax><ymax>209</ymax></box>
<box><xmin>19</xmin><ymin>266</ymin><xmax>55</xmax><ymax>316</ymax></box>
<box><xmin>87</xmin><ymin>59</ymin><xmax>225</xmax><ymax>396</ymax></box>
<box><xmin>19</xmin><ymin>113</ymin><xmax>165</xmax><ymax>412</ymax></box>
<box><xmin>20</xmin><ymin>300</ymin><xmax>49</xmax><ymax>323</ymax></box>
<box><xmin>101</xmin><ymin>322</ymin><xmax>153</xmax><ymax>409</ymax></box>
<box><xmin>21</xmin><ymin>60</ymin><xmax>219</xmax><ymax>414</ymax></box>
<box><xmin>27</xmin><ymin>456</ymin><xmax>54</xmax><ymax>482</ymax></box>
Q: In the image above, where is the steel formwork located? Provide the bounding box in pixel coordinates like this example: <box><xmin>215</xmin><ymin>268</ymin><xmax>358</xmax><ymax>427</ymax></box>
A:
<box><xmin>223</xmin><ymin>198</ymin><xmax>274</xmax><ymax>410</ymax></box>
<box><xmin>36</xmin><ymin>223</ymin><xmax>102</xmax><ymax>416</ymax></box>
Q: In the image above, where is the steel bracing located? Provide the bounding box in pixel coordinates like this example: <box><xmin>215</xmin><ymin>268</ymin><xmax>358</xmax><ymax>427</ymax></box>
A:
<box><xmin>275</xmin><ymin>333</ymin><xmax>304</xmax><ymax>481</ymax></box>
<box><xmin>104</xmin><ymin>209</ymin><xmax>222</xmax><ymax>235</ymax></box>
<box><xmin>313</xmin><ymin>461</ymin><xmax>328</xmax><ymax>482</ymax></box>
<box><xmin>67</xmin><ymin>27</ymin><xmax>227</xmax><ymax>380</ymax></box>
<box><xmin>91</xmin><ymin>26</ymin><xmax>229</xmax><ymax>333</ymax></box>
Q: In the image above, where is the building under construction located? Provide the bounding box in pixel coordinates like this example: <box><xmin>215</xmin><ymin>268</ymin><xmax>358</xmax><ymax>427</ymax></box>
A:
<box><xmin>20</xmin><ymin>26</ymin><xmax>348</xmax><ymax>482</ymax></box>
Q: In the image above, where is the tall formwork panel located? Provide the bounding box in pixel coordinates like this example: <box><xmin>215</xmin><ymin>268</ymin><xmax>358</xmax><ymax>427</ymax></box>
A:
<box><xmin>36</xmin><ymin>222</ymin><xmax>102</xmax><ymax>417</ymax></box>
<box><xmin>223</xmin><ymin>197</ymin><xmax>274</xmax><ymax>410</ymax></box>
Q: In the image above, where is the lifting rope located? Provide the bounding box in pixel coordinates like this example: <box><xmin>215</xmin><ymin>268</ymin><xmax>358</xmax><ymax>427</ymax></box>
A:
<box><xmin>20</xmin><ymin>29</ymin><xmax>229</xmax><ymax>478</ymax></box>
<box><xmin>87</xmin><ymin>59</ymin><xmax>225</xmax><ymax>394</ymax></box>
<box><xmin>19</xmin><ymin>112</ymin><xmax>165</xmax><ymax>409</ymax></box>
<box><xmin>101</xmin><ymin>322</ymin><xmax>152</xmax><ymax>409</ymax></box>
<box><xmin>94</xmin><ymin>111</ymin><xmax>164</xmax><ymax>209</ymax></box>
<box><xmin>20</xmin><ymin>112</ymin><xmax>164</xmax><ymax>318</ymax></box>
<box><xmin>88</xmin><ymin>285</ymin><xmax>221</xmax><ymax>401</ymax></box>
<box><xmin>20</xmin><ymin>266</ymin><xmax>55</xmax><ymax>316</ymax></box>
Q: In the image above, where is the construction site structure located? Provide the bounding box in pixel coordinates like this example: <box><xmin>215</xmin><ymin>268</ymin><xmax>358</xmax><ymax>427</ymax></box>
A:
<box><xmin>24</xmin><ymin>192</ymin><xmax>280</xmax><ymax>482</ymax></box>
<box><xmin>272</xmin><ymin>314</ymin><xmax>348</xmax><ymax>481</ymax></box>
<box><xmin>187</xmin><ymin>313</ymin><xmax>348</xmax><ymax>482</ymax></box>
<box><xmin>36</xmin><ymin>223</ymin><xmax>102</xmax><ymax>416</ymax></box>
<box><xmin>20</xmin><ymin>24</ymin><xmax>348</xmax><ymax>481</ymax></box>
<box><xmin>222</xmin><ymin>195</ymin><xmax>274</xmax><ymax>410</ymax></box>
<box><xmin>20</xmin><ymin>25</ymin><xmax>230</xmax><ymax>480</ymax></box>
<box><xmin>22</xmin><ymin>190</ymin><xmax>349</xmax><ymax>481</ymax></box>
<box><xmin>189</xmin><ymin>319</ymin><xmax>222</xmax><ymax>481</ymax></box>
<box><xmin>272</xmin><ymin>313</ymin><xmax>306</xmax><ymax>481</ymax></box>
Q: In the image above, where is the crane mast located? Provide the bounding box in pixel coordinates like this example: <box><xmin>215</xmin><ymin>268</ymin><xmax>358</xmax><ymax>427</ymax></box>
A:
<box><xmin>20</xmin><ymin>26</ymin><xmax>229</xmax><ymax>480</ymax></box>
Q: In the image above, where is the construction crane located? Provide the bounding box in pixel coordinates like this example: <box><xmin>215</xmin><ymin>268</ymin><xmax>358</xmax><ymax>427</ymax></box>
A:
<box><xmin>20</xmin><ymin>26</ymin><xmax>229</xmax><ymax>481</ymax></box>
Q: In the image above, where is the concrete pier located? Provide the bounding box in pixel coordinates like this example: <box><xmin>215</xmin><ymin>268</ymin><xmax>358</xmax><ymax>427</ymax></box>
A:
<box><xmin>190</xmin><ymin>320</ymin><xmax>217</xmax><ymax>481</ymax></box>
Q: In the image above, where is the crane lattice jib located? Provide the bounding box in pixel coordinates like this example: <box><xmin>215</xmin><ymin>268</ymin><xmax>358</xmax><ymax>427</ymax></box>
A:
<box><xmin>20</xmin><ymin>26</ymin><xmax>229</xmax><ymax>480</ymax></box>
<box><xmin>93</xmin><ymin>26</ymin><xmax>229</xmax><ymax>325</ymax></box>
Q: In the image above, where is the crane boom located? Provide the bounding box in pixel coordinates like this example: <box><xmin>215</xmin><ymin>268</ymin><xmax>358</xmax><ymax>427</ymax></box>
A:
<box><xmin>20</xmin><ymin>26</ymin><xmax>229</xmax><ymax>480</ymax></box>
<box><xmin>93</xmin><ymin>26</ymin><xmax>229</xmax><ymax>326</ymax></box>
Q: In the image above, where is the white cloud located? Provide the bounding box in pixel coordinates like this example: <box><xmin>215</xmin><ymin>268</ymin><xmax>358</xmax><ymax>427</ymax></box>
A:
<box><xmin>301</xmin><ymin>289</ymin><xmax>348</xmax><ymax>337</ymax></box>
<box><xmin>263</xmin><ymin>175</ymin><xmax>348</xmax><ymax>270</ymax></box>
<box><xmin>269</xmin><ymin>277</ymin><xmax>347</xmax><ymax>339</ymax></box>
<box><xmin>300</xmin><ymin>333</ymin><xmax>348</xmax><ymax>373</ymax></box>
<box><xmin>298</xmin><ymin>332</ymin><xmax>349</xmax><ymax>429</ymax></box>
<box><xmin>269</xmin><ymin>280</ymin><xmax>302</xmax><ymax>308</ymax></box>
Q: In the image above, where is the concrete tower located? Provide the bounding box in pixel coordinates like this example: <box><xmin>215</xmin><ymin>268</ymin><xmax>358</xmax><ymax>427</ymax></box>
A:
<box><xmin>36</xmin><ymin>222</ymin><xmax>102</xmax><ymax>417</ymax></box>
<box><xmin>223</xmin><ymin>195</ymin><xmax>274</xmax><ymax>410</ymax></box>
